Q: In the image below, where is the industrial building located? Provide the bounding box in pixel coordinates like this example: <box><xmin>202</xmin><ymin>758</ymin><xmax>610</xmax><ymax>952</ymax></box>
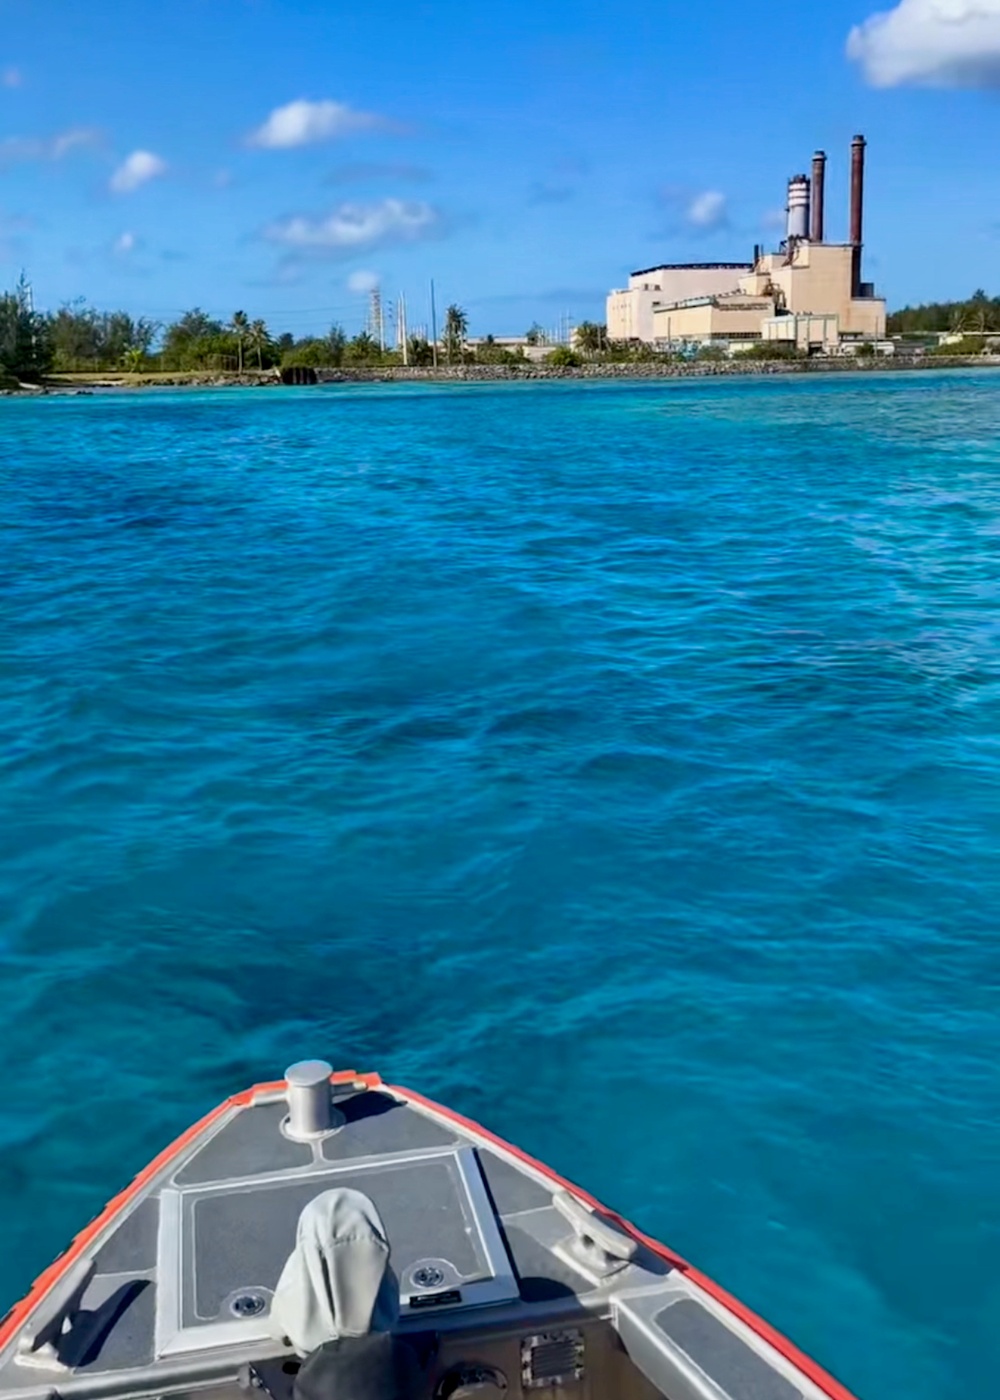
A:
<box><xmin>606</xmin><ymin>263</ymin><xmax>751</xmax><ymax>343</ymax></box>
<box><xmin>608</xmin><ymin>137</ymin><xmax>886</xmax><ymax>354</ymax></box>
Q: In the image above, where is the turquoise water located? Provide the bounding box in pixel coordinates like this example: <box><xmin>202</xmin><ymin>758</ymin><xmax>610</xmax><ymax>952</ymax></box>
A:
<box><xmin>1</xmin><ymin>374</ymin><xmax>998</xmax><ymax>1398</ymax></box>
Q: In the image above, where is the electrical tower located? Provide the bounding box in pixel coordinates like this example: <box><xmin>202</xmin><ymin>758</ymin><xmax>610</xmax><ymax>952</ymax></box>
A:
<box><xmin>368</xmin><ymin>287</ymin><xmax>384</xmax><ymax>350</ymax></box>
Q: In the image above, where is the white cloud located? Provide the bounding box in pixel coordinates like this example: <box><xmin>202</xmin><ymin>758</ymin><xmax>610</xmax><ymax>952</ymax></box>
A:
<box><xmin>686</xmin><ymin>190</ymin><xmax>728</xmax><ymax>230</ymax></box>
<box><xmin>848</xmin><ymin>0</ymin><xmax>1000</xmax><ymax>88</ymax></box>
<box><xmin>52</xmin><ymin>129</ymin><xmax>99</xmax><ymax>159</ymax></box>
<box><xmin>113</xmin><ymin>230</ymin><xmax>137</xmax><ymax>255</ymax></box>
<box><xmin>264</xmin><ymin>198</ymin><xmax>438</xmax><ymax>255</ymax></box>
<box><xmin>2</xmin><ymin>66</ymin><xmax>22</xmax><ymax>88</ymax></box>
<box><xmin>110</xmin><ymin>149</ymin><xmax>167</xmax><ymax>193</ymax></box>
<box><xmin>347</xmin><ymin>268</ymin><xmax>380</xmax><ymax>293</ymax></box>
<box><xmin>0</xmin><ymin>126</ymin><xmax>100</xmax><ymax>164</ymax></box>
<box><xmin>248</xmin><ymin>98</ymin><xmax>384</xmax><ymax>149</ymax></box>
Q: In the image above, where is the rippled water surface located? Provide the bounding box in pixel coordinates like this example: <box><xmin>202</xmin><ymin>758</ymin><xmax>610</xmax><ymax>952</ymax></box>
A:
<box><xmin>2</xmin><ymin>374</ymin><xmax>999</xmax><ymax>1399</ymax></box>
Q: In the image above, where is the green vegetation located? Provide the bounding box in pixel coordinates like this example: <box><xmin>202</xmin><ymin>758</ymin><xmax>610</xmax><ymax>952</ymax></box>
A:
<box><xmin>728</xmin><ymin>341</ymin><xmax>803</xmax><ymax>361</ymax></box>
<box><xmin>158</xmin><ymin>308</ymin><xmax>246</xmax><ymax>371</ymax></box>
<box><xmin>48</xmin><ymin>301</ymin><xmax>157</xmax><ymax>372</ymax></box>
<box><xmin>887</xmin><ymin>288</ymin><xmax>999</xmax><ymax>335</ymax></box>
<box><xmin>406</xmin><ymin>336</ymin><xmax>435</xmax><ymax>366</ymax></box>
<box><xmin>544</xmin><ymin>345</ymin><xmax>582</xmax><ymax>367</ymax></box>
<box><xmin>929</xmin><ymin>335</ymin><xmax>987</xmax><ymax>357</ymax></box>
<box><xmin>0</xmin><ymin>281</ymin><xmax>419</xmax><ymax>377</ymax></box>
<box><xmin>230</xmin><ymin>310</ymin><xmax>249</xmax><ymax>373</ymax></box>
<box><xmin>474</xmin><ymin>335</ymin><xmax>525</xmax><ymax>367</ymax></box>
<box><xmin>574</xmin><ymin>321</ymin><xmax>605</xmax><ymax>354</ymax></box>
<box><xmin>443</xmin><ymin>304</ymin><xmax>468</xmax><ymax>364</ymax></box>
<box><xmin>0</xmin><ymin>275</ymin><xmax>53</xmax><ymax>381</ymax></box>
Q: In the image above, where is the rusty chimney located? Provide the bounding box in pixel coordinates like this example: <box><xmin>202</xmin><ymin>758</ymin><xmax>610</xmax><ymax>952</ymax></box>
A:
<box><xmin>849</xmin><ymin>134</ymin><xmax>866</xmax><ymax>294</ymax></box>
<box><xmin>810</xmin><ymin>151</ymin><xmax>826</xmax><ymax>242</ymax></box>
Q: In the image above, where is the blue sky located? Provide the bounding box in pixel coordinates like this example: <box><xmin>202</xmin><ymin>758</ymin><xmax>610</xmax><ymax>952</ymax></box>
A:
<box><xmin>2</xmin><ymin>0</ymin><xmax>999</xmax><ymax>338</ymax></box>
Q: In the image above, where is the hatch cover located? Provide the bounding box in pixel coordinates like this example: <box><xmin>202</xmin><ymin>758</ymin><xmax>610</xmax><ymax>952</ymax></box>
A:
<box><xmin>155</xmin><ymin>1145</ymin><xmax>518</xmax><ymax>1357</ymax></box>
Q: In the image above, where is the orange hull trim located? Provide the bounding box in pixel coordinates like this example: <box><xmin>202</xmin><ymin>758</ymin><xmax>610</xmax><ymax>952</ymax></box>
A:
<box><xmin>0</xmin><ymin>1071</ymin><xmax>858</xmax><ymax>1400</ymax></box>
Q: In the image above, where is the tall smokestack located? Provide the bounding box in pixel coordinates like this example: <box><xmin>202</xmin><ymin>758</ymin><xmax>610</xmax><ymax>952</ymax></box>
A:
<box><xmin>810</xmin><ymin>151</ymin><xmax>826</xmax><ymax>242</ymax></box>
<box><xmin>850</xmin><ymin>134</ymin><xmax>865</xmax><ymax>294</ymax></box>
<box><xmin>786</xmin><ymin>174</ymin><xmax>810</xmax><ymax>242</ymax></box>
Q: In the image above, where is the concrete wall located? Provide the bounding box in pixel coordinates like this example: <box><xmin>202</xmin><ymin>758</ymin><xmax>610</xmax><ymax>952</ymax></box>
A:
<box><xmin>608</xmin><ymin>266</ymin><xmax>749</xmax><ymax>343</ymax></box>
<box><xmin>747</xmin><ymin>245</ymin><xmax>886</xmax><ymax>340</ymax></box>
<box><xmin>628</xmin><ymin>266</ymin><xmax>749</xmax><ymax>299</ymax></box>
<box><xmin>762</xmin><ymin>313</ymin><xmax>839</xmax><ymax>350</ymax></box>
<box><xmin>652</xmin><ymin>296</ymin><xmax>774</xmax><ymax>343</ymax></box>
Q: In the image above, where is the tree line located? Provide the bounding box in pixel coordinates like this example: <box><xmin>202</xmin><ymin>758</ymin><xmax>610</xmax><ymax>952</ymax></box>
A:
<box><xmin>0</xmin><ymin>282</ymin><xmax>516</xmax><ymax>381</ymax></box>
<box><xmin>887</xmin><ymin>288</ymin><xmax>1000</xmax><ymax>336</ymax></box>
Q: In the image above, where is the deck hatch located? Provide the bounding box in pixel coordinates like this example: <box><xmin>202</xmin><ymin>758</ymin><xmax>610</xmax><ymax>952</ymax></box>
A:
<box><xmin>155</xmin><ymin>1145</ymin><xmax>518</xmax><ymax>1357</ymax></box>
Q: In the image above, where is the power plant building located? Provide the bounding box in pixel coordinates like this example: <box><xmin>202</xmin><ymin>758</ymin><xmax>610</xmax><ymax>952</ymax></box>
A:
<box><xmin>608</xmin><ymin>137</ymin><xmax>886</xmax><ymax>352</ymax></box>
<box><xmin>607</xmin><ymin>264</ymin><xmax>752</xmax><ymax>343</ymax></box>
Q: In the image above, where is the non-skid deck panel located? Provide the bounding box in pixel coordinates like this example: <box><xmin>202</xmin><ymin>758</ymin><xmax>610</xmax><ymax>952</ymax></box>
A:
<box><xmin>174</xmin><ymin>1103</ymin><xmax>312</xmax><ymax>1185</ymax></box>
<box><xmin>319</xmin><ymin>1093</ymin><xmax>460</xmax><ymax>1162</ymax></box>
<box><xmin>174</xmin><ymin>1093</ymin><xmax>458</xmax><ymax>1187</ymax></box>
<box><xmin>477</xmin><ymin>1150</ymin><xmax>556</xmax><ymax>1216</ymax></box>
<box><xmin>188</xmin><ymin>1160</ymin><xmax>483</xmax><ymax>1323</ymax></box>
<box><xmin>75</xmin><ymin>1280</ymin><xmax>157</xmax><ymax>1374</ymax></box>
<box><xmin>655</xmin><ymin>1301</ymin><xmax>801</xmax><ymax>1400</ymax></box>
<box><xmin>0</xmin><ymin>1281</ymin><xmax>157</xmax><ymax>1391</ymax></box>
<box><xmin>93</xmin><ymin>1199</ymin><xmax>160</xmax><ymax>1276</ymax></box>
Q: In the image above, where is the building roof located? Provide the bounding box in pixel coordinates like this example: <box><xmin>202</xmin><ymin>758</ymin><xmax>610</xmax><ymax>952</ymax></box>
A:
<box><xmin>630</xmin><ymin>262</ymin><xmax>752</xmax><ymax>277</ymax></box>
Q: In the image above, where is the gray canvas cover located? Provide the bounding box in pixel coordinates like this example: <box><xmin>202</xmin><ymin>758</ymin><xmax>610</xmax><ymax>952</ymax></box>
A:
<box><xmin>269</xmin><ymin>1189</ymin><xmax>399</xmax><ymax>1355</ymax></box>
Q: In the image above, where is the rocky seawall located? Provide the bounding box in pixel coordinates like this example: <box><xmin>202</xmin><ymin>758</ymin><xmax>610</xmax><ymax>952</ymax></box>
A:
<box><xmin>316</xmin><ymin>356</ymin><xmax>1000</xmax><ymax>384</ymax></box>
<box><xmin>4</xmin><ymin>358</ymin><xmax>999</xmax><ymax>396</ymax></box>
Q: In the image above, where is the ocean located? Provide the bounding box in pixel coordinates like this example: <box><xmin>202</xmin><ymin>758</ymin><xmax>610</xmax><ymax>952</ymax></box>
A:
<box><xmin>1</xmin><ymin>373</ymin><xmax>998</xmax><ymax>1400</ymax></box>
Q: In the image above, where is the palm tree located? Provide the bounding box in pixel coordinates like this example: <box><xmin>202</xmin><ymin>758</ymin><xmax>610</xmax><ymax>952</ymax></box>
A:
<box><xmin>346</xmin><ymin>331</ymin><xmax>379</xmax><ymax>365</ymax></box>
<box><xmin>443</xmin><ymin>304</ymin><xmax>468</xmax><ymax>363</ymax></box>
<box><xmin>574</xmin><ymin>321</ymin><xmax>605</xmax><ymax>355</ymax></box>
<box><xmin>967</xmin><ymin>291</ymin><xmax>995</xmax><ymax>334</ymax></box>
<box><xmin>406</xmin><ymin>335</ymin><xmax>433</xmax><ymax>366</ymax></box>
<box><xmin>120</xmin><ymin>346</ymin><xmax>144</xmax><ymax>374</ymax></box>
<box><xmin>247</xmin><ymin>318</ymin><xmax>268</xmax><ymax>370</ymax></box>
<box><xmin>230</xmin><ymin>310</ymin><xmax>249</xmax><ymax>373</ymax></box>
<box><xmin>327</xmin><ymin>324</ymin><xmax>347</xmax><ymax>366</ymax></box>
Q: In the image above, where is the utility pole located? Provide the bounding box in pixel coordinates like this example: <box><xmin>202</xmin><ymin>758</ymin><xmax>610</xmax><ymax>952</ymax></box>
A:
<box><xmin>430</xmin><ymin>279</ymin><xmax>438</xmax><ymax>368</ymax></box>
<box><xmin>400</xmin><ymin>293</ymin><xmax>409</xmax><ymax>366</ymax></box>
<box><xmin>21</xmin><ymin>270</ymin><xmax>35</xmax><ymax>354</ymax></box>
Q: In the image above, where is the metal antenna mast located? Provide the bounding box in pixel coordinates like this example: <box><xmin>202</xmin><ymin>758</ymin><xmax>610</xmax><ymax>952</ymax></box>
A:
<box><xmin>399</xmin><ymin>294</ymin><xmax>408</xmax><ymax>365</ymax></box>
<box><xmin>430</xmin><ymin>279</ymin><xmax>438</xmax><ymax>368</ymax></box>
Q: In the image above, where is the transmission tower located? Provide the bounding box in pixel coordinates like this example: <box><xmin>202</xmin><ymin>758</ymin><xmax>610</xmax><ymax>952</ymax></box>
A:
<box><xmin>368</xmin><ymin>287</ymin><xmax>384</xmax><ymax>350</ymax></box>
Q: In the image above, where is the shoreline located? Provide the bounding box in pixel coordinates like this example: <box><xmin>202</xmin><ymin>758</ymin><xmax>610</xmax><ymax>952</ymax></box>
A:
<box><xmin>314</xmin><ymin>356</ymin><xmax>1000</xmax><ymax>383</ymax></box>
<box><xmin>3</xmin><ymin>355</ymin><xmax>999</xmax><ymax>396</ymax></box>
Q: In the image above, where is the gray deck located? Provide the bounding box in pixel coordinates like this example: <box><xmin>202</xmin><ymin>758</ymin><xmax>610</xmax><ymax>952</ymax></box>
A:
<box><xmin>0</xmin><ymin>1079</ymin><xmax>839</xmax><ymax>1400</ymax></box>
